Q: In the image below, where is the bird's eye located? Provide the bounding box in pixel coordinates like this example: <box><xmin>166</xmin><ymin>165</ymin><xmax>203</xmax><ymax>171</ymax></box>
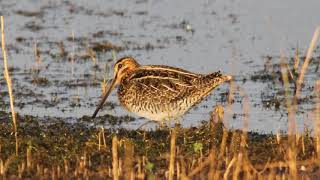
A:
<box><xmin>118</xmin><ymin>64</ymin><xmax>123</xmax><ymax>69</ymax></box>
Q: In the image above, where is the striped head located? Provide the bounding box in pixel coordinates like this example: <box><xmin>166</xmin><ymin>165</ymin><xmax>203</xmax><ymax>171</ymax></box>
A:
<box><xmin>112</xmin><ymin>57</ymin><xmax>140</xmax><ymax>85</ymax></box>
<box><xmin>92</xmin><ymin>57</ymin><xmax>140</xmax><ymax>118</ymax></box>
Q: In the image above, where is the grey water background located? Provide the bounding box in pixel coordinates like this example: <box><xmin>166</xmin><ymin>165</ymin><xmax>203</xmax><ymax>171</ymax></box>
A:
<box><xmin>0</xmin><ymin>0</ymin><xmax>320</xmax><ymax>133</ymax></box>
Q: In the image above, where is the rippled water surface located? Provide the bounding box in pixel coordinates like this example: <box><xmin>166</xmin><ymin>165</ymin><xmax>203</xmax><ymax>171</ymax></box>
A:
<box><xmin>0</xmin><ymin>0</ymin><xmax>320</xmax><ymax>132</ymax></box>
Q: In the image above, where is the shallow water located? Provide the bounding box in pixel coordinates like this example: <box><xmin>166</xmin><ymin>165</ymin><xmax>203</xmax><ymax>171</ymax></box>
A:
<box><xmin>0</xmin><ymin>0</ymin><xmax>320</xmax><ymax>133</ymax></box>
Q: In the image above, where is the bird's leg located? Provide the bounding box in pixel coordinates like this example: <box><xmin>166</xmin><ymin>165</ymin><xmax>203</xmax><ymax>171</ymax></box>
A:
<box><xmin>174</xmin><ymin>116</ymin><xmax>182</xmax><ymax>126</ymax></box>
<box><xmin>136</xmin><ymin>120</ymin><xmax>157</xmax><ymax>131</ymax></box>
<box><xmin>159</xmin><ymin>120</ymin><xmax>167</xmax><ymax>129</ymax></box>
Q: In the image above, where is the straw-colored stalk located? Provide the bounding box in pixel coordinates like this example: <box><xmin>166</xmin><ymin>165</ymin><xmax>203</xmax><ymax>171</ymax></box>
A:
<box><xmin>101</xmin><ymin>78</ymin><xmax>107</xmax><ymax>95</ymax></box>
<box><xmin>176</xmin><ymin>161</ymin><xmax>180</xmax><ymax>179</ymax></box>
<box><xmin>286</xmin><ymin>63</ymin><xmax>295</xmax><ymax>82</ymax></box>
<box><xmin>276</xmin><ymin>130</ymin><xmax>281</xmax><ymax>144</ymax></box>
<box><xmin>212</xmin><ymin>79</ymin><xmax>235</xmax><ymax>178</ymax></box>
<box><xmin>295</xmin><ymin>26</ymin><xmax>320</xmax><ymax>100</ymax></box>
<box><xmin>26</xmin><ymin>145</ymin><xmax>32</xmax><ymax>169</ymax></box>
<box><xmin>301</xmin><ymin>134</ymin><xmax>305</xmax><ymax>155</ymax></box>
<box><xmin>1</xmin><ymin>16</ymin><xmax>18</xmax><ymax>156</ymax></box>
<box><xmin>87</xmin><ymin>48</ymin><xmax>97</xmax><ymax>65</ymax></box>
<box><xmin>219</xmin><ymin>78</ymin><xmax>235</xmax><ymax>154</ymax></box>
<box><xmin>123</xmin><ymin>140</ymin><xmax>134</xmax><ymax>180</ymax></box>
<box><xmin>102</xmin><ymin>127</ymin><xmax>106</xmax><ymax>148</ymax></box>
<box><xmin>239</xmin><ymin>87</ymin><xmax>249</xmax><ymax>147</ymax></box>
<box><xmin>137</xmin><ymin>158</ymin><xmax>144</xmax><ymax>179</ymax></box>
<box><xmin>188</xmin><ymin>157</ymin><xmax>211</xmax><ymax>178</ymax></box>
<box><xmin>168</xmin><ymin>128</ymin><xmax>176</xmax><ymax>180</ymax></box>
<box><xmin>229</xmin><ymin>86</ymin><xmax>250</xmax><ymax>180</ymax></box>
<box><xmin>0</xmin><ymin>155</ymin><xmax>14</xmax><ymax>176</ymax></box>
<box><xmin>71</xmin><ymin>30</ymin><xmax>75</xmax><ymax>76</ymax></box>
<box><xmin>98</xmin><ymin>130</ymin><xmax>101</xmax><ymax>150</ymax></box>
<box><xmin>207</xmin><ymin>153</ymin><xmax>215</xmax><ymax>178</ymax></box>
<box><xmin>210</xmin><ymin>103</ymin><xmax>225</xmax><ymax>177</ymax></box>
<box><xmin>291</xmin><ymin>30</ymin><xmax>320</xmax><ymax>172</ymax></box>
<box><xmin>280</xmin><ymin>51</ymin><xmax>296</xmax><ymax>138</ymax></box>
<box><xmin>223</xmin><ymin>156</ymin><xmax>236</xmax><ymax>179</ymax></box>
<box><xmin>34</xmin><ymin>42</ymin><xmax>41</xmax><ymax>66</ymax></box>
<box><xmin>18</xmin><ymin>162</ymin><xmax>25</xmax><ymax>178</ymax></box>
<box><xmin>293</xmin><ymin>47</ymin><xmax>300</xmax><ymax>72</ymax></box>
<box><xmin>287</xmin><ymin>148</ymin><xmax>297</xmax><ymax>179</ymax></box>
<box><xmin>232</xmin><ymin>153</ymin><xmax>243</xmax><ymax>180</ymax></box>
<box><xmin>212</xmin><ymin>130</ymin><xmax>228</xmax><ymax>179</ymax></box>
<box><xmin>280</xmin><ymin>51</ymin><xmax>297</xmax><ymax>178</ymax></box>
<box><xmin>111</xmin><ymin>50</ymin><xmax>117</xmax><ymax>61</ymax></box>
<box><xmin>112</xmin><ymin>136</ymin><xmax>119</xmax><ymax>180</ymax></box>
<box><xmin>98</xmin><ymin>127</ymin><xmax>106</xmax><ymax>150</ymax></box>
<box><xmin>315</xmin><ymin>81</ymin><xmax>320</xmax><ymax>157</ymax></box>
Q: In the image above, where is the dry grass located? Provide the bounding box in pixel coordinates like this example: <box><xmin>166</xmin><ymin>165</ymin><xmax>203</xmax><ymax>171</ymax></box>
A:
<box><xmin>33</xmin><ymin>42</ymin><xmax>41</xmax><ymax>66</ymax></box>
<box><xmin>1</xmin><ymin>16</ymin><xmax>18</xmax><ymax>156</ymax></box>
<box><xmin>168</xmin><ymin>128</ymin><xmax>176</xmax><ymax>180</ymax></box>
<box><xmin>112</xmin><ymin>135</ymin><xmax>119</xmax><ymax>180</ymax></box>
<box><xmin>295</xmin><ymin>26</ymin><xmax>320</xmax><ymax>100</ymax></box>
<box><xmin>279</xmin><ymin>26</ymin><xmax>320</xmax><ymax>180</ymax></box>
<box><xmin>315</xmin><ymin>81</ymin><xmax>320</xmax><ymax>157</ymax></box>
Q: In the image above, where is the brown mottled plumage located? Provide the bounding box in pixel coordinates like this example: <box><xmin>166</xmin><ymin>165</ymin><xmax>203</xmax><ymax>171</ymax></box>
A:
<box><xmin>92</xmin><ymin>57</ymin><xmax>232</xmax><ymax>121</ymax></box>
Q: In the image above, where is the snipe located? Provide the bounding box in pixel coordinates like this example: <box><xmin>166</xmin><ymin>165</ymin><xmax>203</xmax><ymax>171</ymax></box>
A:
<box><xmin>92</xmin><ymin>57</ymin><xmax>232</xmax><ymax>121</ymax></box>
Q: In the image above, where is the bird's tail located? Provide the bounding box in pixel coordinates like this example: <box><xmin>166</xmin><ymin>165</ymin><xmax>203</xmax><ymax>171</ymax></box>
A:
<box><xmin>200</xmin><ymin>71</ymin><xmax>232</xmax><ymax>90</ymax></box>
<box><xmin>207</xmin><ymin>71</ymin><xmax>232</xmax><ymax>82</ymax></box>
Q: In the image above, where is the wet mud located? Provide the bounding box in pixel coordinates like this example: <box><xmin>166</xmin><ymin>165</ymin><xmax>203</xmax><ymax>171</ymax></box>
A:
<box><xmin>0</xmin><ymin>110</ymin><xmax>318</xmax><ymax>178</ymax></box>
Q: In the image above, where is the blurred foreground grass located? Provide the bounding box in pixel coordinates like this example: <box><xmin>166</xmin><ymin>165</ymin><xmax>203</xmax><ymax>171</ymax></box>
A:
<box><xmin>0</xmin><ymin>109</ymin><xmax>318</xmax><ymax>179</ymax></box>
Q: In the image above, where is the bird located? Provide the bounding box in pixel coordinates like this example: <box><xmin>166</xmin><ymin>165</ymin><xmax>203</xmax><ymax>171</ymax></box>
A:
<box><xmin>92</xmin><ymin>57</ymin><xmax>232</xmax><ymax>121</ymax></box>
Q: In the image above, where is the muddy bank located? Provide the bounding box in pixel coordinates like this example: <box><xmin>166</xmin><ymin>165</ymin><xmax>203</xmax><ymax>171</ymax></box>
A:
<box><xmin>0</xmin><ymin>110</ymin><xmax>317</xmax><ymax>178</ymax></box>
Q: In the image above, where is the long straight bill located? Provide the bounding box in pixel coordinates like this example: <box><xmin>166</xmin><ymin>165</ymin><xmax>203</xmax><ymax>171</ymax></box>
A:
<box><xmin>92</xmin><ymin>78</ymin><xmax>117</xmax><ymax>118</ymax></box>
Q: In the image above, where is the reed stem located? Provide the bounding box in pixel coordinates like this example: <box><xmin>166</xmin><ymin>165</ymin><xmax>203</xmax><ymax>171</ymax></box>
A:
<box><xmin>1</xmin><ymin>16</ymin><xmax>18</xmax><ymax>156</ymax></box>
